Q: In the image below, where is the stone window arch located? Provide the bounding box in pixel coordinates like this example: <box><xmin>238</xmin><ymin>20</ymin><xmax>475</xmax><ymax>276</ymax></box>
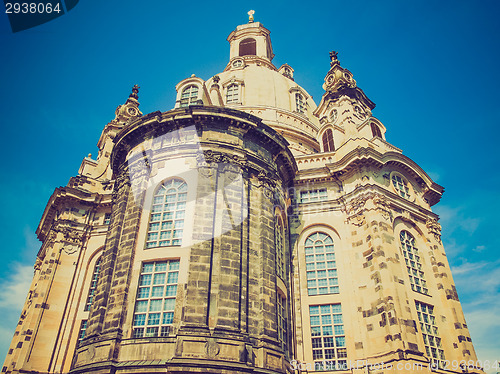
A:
<box><xmin>371</xmin><ymin>123</ymin><xmax>382</xmax><ymax>138</ymax></box>
<box><xmin>322</xmin><ymin>129</ymin><xmax>335</xmax><ymax>152</ymax></box>
<box><xmin>84</xmin><ymin>256</ymin><xmax>102</xmax><ymax>311</ymax></box>
<box><xmin>239</xmin><ymin>38</ymin><xmax>256</xmax><ymax>56</ymax></box>
<box><xmin>304</xmin><ymin>232</ymin><xmax>339</xmax><ymax>295</ymax></box>
<box><xmin>400</xmin><ymin>230</ymin><xmax>428</xmax><ymax>295</ymax></box>
<box><xmin>180</xmin><ymin>85</ymin><xmax>199</xmax><ymax>107</ymax></box>
<box><xmin>146</xmin><ymin>178</ymin><xmax>188</xmax><ymax>248</ymax></box>
<box><xmin>275</xmin><ymin>215</ymin><xmax>286</xmax><ymax>281</ymax></box>
<box><xmin>226</xmin><ymin>83</ymin><xmax>239</xmax><ymax>104</ymax></box>
<box><xmin>295</xmin><ymin>93</ymin><xmax>306</xmax><ymax>114</ymax></box>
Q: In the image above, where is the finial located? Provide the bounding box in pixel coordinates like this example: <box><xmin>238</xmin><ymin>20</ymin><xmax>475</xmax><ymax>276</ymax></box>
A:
<box><xmin>129</xmin><ymin>84</ymin><xmax>140</xmax><ymax>99</ymax></box>
<box><xmin>248</xmin><ymin>10</ymin><xmax>255</xmax><ymax>23</ymax></box>
<box><xmin>329</xmin><ymin>51</ymin><xmax>339</xmax><ymax>66</ymax></box>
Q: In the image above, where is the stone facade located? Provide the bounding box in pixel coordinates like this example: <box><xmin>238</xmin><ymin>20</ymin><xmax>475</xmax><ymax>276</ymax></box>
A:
<box><xmin>2</xmin><ymin>17</ymin><xmax>484</xmax><ymax>374</ymax></box>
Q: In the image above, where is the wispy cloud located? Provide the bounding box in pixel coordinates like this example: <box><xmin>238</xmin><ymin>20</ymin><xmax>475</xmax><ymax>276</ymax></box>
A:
<box><xmin>0</xmin><ymin>262</ymin><xmax>33</xmax><ymax>360</ymax></box>
<box><xmin>434</xmin><ymin>205</ymin><xmax>481</xmax><ymax>236</ymax></box>
<box><xmin>452</xmin><ymin>259</ymin><xmax>500</xmax><ymax>374</ymax></box>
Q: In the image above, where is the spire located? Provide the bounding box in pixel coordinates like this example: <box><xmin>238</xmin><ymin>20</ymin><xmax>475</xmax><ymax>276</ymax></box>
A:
<box><xmin>113</xmin><ymin>84</ymin><xmax>143</xmax><ymax>124</ymax></box>
<box><xmin>322</xmin><ymin>51</ymin><xmax>376</xmax><ymax>109</ymax></box>
<box><xmin>129</xmin><ymin>84</ymin><xmax>140</xmax><ymax>100</ymax></box>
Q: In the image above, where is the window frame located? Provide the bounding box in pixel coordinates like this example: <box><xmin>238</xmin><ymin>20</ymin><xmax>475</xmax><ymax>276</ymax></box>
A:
<box><xmin>225</xmin><ymin>83</ymin><xmax>239</xmax><ymax>104</ymax></box>
<box><xmin>371</xmin><ymin>123</ymin><xmax>382</xmax><ymax>138</ymax></box>
<box><xmin>131</xmin><ymin>260</ymin><xmax>180</xmax><ymax>338</ymax></box>
<box><xmin>322</xmin><ymin>128</ymin><xmax>335</xmax><ymax>152</ymax></box>
<box><xmin>295</xmin><ymin>93</ymin><xmax>306</xmax><ymax>114</ymax></box>
<box><xmin>304</xmin><ymin>232</ymin><xmax>339</xmax><ymax>296</ymax></box>
<box><xmin>179</xmin><ymin>85</ymin><xmax>199</xmax><ymax>107</ymax></box>
<box><xmin>275</xmin><ymin>215</ymin><xmax>286</xmax><ymax>281</ymax></box>
<box><xmin>309</xmin><ymin>304</ymin><xmax>347</xmax><ymax>371</ymax></box>
<box><xmin>84</xmin><ymin>256</ymin><xmax>102</xmax><ymax>311</ymax></box>
<box><xmin>415</xmin><ymin>301</ymin><xmax>446</xmax><ymax>369</ymax></box>
<box><xmin>390</xmin><ymin>171</ymin><xmax>413</xmax><ymax>200</ymax></box>
<box><xmin>300</xmin><ymin>188</ymin><xmax>327</xmax><ymax>203</ymax></box>
<box><xmin>146</xmin><ymin>178</ymin><xmax>188</xmax><ymax>249</ymax></box>
<box><xmin>400</xmin><ymin>230</ymin><xmax>429</xmax><ymax>295</ymax></box>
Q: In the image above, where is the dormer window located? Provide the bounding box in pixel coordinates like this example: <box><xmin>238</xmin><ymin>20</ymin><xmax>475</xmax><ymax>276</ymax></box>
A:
<box><xmin>295</xmin><ymin>93</ymin><xmax>306</xmax><ymax>114</ymax></box>
<box><xmin>180</xmin><ymin>85</ymin><xmax>199</xmax><ymax>107</ymax></box>
<box><xmin>226</xmin><ymin>84</ymin><xmax>239</xmax><ymax>104</ymax></box>
<box><xmin>239</xmin><ymin>38</ymin><xmax>256</xmax><ymax>56</ymax></box>
<box><xmin>371</xmin><ymin>123</ymin><xmax>382</xmax><ymax>138</ymax></box>
<box><xmin>322</xmin><ymin>129</ymin><xmax>335</xmax><ymax>152</ymax></box>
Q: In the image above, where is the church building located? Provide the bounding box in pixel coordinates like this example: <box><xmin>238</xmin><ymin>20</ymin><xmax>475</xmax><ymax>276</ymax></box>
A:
<box><xmin>2</xmin><ymin>13</ymin><xmax>484</xmax><ymax>374</ymax></box>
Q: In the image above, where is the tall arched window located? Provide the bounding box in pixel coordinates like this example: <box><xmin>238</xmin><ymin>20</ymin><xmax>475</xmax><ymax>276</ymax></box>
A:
<box><xmin>371</xmin><ymin>123</ymin><xmax>382</xmax><ymax>138</ymax></box>
<box><xmin>275</xmin><ymin>216</ymin><xmax>285</xmax><ymax>280</ymax></box>
<box><xmin>84</xmin><ymin>256</ymin><xmax>102</xmax><ymax>311</ymax></box>
<box><xmin>305</xmin><ymin>232</ymin><xmax>339</xmax><ymax>295</ymax></box>
<box><xmin>239</xmin><ymin>38</ymin><xmax>256</xmax><ymax>56</ymax></box>
<box><xmin>146</xmin><ymin>179</ymin><xmax>187</xmax><ymax>248</ymax></box>
<box><xmin>180</xmin><ymin>85</ymin><xmax>199</xmax><ymax>107</ymax></box>
<box><xmin>295</xmin><ymin>93</ymin><xmax>305</xmax><ymax>114</ymax></box>
<box><xmin>400</xmin><ymin>231</ymin><xmax>428</xmax><ymax>295</ymax></box>
<box><xmin>322</xmin><ymin>129</ymin><xmax>335</xmax><ymax>152</ymax></box>
<box><xmin>226</xmin><ymin>84</ymin><xmax>239</xmax><ymax>104</ymax></box>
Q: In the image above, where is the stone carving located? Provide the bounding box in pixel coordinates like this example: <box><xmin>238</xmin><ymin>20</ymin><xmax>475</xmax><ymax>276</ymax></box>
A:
<box><xmin>61</xmin><ymin>226</ymin><xmax>83</xmax><ymax>244</ymax></box>
<box><xmin>197</xmin><ymin>150</ymin><xmax>248</xmax><ymax>172</ymax></box>
<box><xmin>205</xmin><ymin>340</ymin><xmax>220</xmax><ymax>358</ymax></box>
<box><xmin>373</xmin><ymin>194</ymin><xmax>393</xmax><ymax>222</ymax></box>
<box><xmin>350</xmin><ymin>213</ymin><xmax>366</xmax><ymax>227</ymax></box>
<box><xmin>257</xmin><ymin>170</ymin><xmax>278</xmax><ymax>198</ymax></box>
<box><xmin>129</xmin><ymin>157</ymin><xmax>151</xmax><ymax>186</ymax></box>
<box><xmin>426</xmin><ymin>218</ymin><xmax>442</xmax><ymax>243</ymax></box>
<box><xmin>34</xmin><ymin>258</ymin><xmax>42</xmax><ymax>272</ymax></box>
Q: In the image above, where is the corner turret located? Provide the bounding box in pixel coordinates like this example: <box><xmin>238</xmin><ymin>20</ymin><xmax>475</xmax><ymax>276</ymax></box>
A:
<box><xmin>314</xmin><ymin>52</ymin><xmax>389</xmax><ymax>152</ymax></box>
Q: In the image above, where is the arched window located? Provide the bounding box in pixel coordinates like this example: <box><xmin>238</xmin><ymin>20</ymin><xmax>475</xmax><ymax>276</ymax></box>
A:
<box><xmin>226</xmin><ymin>84</ymin><xmax>239</xmax><ymax>104</ymax></box>
<box><xmin>146</xmin><ymin>179</ymin><xmax>187</xmax><ymax>248</ymax></box>
<box><xmin>84</xmin><ymin>256</ymin><xmax>102</xmax><ymax>311</ymax></box>
<box><xmin>305</xmin><ymin>232</ymin><xmax>338</xmax><ymax>295</ymax></box>
<box><xmin>295</xmin><ymin>93</ymin><xmax>305</xmax><ymax>114</ymax></box>
<box><xmin>400</xmin><ymin>231</ymin><xmax>428</xmax><ymax>295</ymax></box>
<box><xmin>239</xmin><ymin>38</ymin><xmax>256</xmax><ymax>56</ymax></box>
<box><xmin>371</xmin><ymin>123</ymin><xmax>382</xmax><ymax>138</ymax></box>
<box><xmin>275</xmin><ymin>216</ymin><xmax>285</xmax><ymax>280</ymax></box>
<box><xmin>322</xmin><ymin>129</ymin><xmax>335</xmax><ymax>152</ymax></box>
<box><xmin>180</xmin><ymin>85</ymin><xmax>199</xmax><ymax>107</ymax></box>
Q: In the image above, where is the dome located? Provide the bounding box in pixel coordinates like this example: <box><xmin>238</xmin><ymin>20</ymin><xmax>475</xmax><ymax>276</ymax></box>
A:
<box><xmin>175</xmin><ymin>21</ymin><xmax>320</xmax><ymax>156</ymax></box>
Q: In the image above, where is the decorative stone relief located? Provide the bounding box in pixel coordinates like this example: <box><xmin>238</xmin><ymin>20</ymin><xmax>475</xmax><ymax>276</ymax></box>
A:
<box><xmin>128</xmin><ymin>157</ymin><xmax>151</xmax><ymax>187</ymax></box>
<box><xmin>426</xmin><ymin>218</ymin><xmax>442</xmax><ymax>243</ymax></box>
<box><xmin>205</xmin><ymin>340</ymin><xmax>220</xmax><ymax>358</ymax></box>
<box><xmin>373</xmin><ymin>194</ymin><xmax>393</xmax><ymax>222</ymax></box>
<box><xmin>257</xmin><ymin>170</ymin><xmax>278</xmax><ymax>198</ymax></box>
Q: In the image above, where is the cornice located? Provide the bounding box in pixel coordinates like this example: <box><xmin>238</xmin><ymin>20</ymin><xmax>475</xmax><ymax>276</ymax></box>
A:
<box><xmin>36</xmin><ymin>186</ymin><xmax>113</xmax><ymax>242</ymax></box>
<box><xmin>295</xmin><ymin>144</ymin><xmax>443</xmax><ymax>206</ymax></box>
<box><xmin>112</xmin><ymin>106</ymin><xmax>298</xmax><ymax>184</ymax></box>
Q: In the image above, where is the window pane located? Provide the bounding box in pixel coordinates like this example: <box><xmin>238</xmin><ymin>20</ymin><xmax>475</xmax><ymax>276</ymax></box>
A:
<box><xmin>146</xmin><ymin>179</ymin><xmax>187</xmax><ymax>248</ymax></box>
<box><xmin>132</xmin><ymin>260</ymin><xmax>180</xmax><ymax>338</ymax></box>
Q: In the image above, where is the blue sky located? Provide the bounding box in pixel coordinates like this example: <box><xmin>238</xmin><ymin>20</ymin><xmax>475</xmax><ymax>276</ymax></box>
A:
<box><xmin>0</xmin><ymin>0</ymin><xmax>499</xmax><ymax>370</ymax></box>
